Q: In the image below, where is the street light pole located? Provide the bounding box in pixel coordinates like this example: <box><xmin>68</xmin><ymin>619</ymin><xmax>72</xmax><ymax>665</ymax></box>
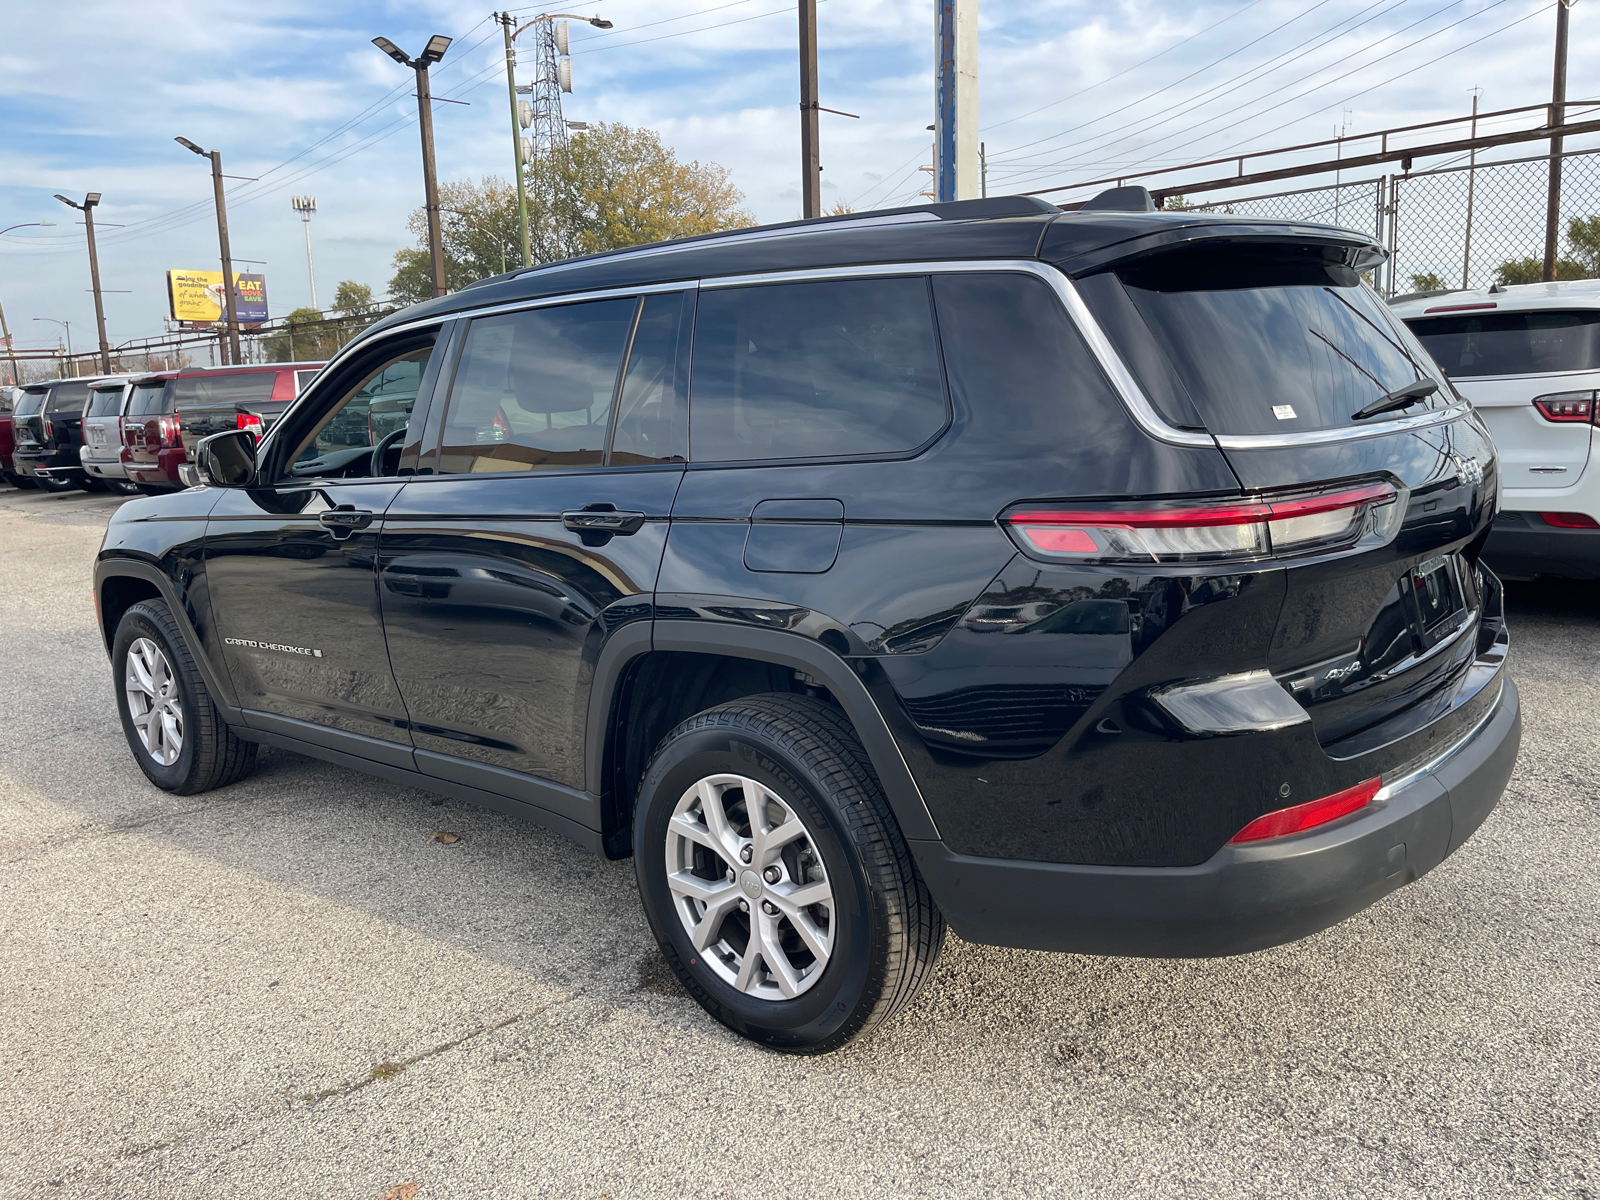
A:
<box><xmin>292</xmin><ymin>196</ymin><xmax>318</xmax><ymax>310</ymax></box>
<box><xmin>175</xmin><ymin>137</ymin><xmax>242</xmax><ymax>365</ymax></box>
<box><xmin>374</xmin><ymin>34</ymin><xmax>454</xmax><ymax>298</ymax></box>
<box><xmin>54</xmin><ymin>193</ymin><xmax>111</xmax><ymax>373</ymax></box>
<box><xmin>0</xmin><ymin>221</ymin><xmax>55</xmax><ymax>384</ymax></box>
<box><xmin>33</xmin><ymin>318</ymin><xmax>72</xmax><ymax>377</ymax></box>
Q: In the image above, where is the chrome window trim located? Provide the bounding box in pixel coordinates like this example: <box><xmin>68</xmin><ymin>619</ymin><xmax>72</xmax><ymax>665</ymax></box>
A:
<box><xmin>317</xmin><ymin>258</ymin><xmax>1476</xmax><ymax>457</ymax></box>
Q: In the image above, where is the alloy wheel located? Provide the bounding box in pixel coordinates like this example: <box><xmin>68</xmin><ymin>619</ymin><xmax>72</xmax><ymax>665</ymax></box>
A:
<box><xmin>125</xmin><ymin>637</ymin><xmax>184</xmax><ymax>767</ymax></box>
<box><xmin>664</xmin><ymin>774</ymin><xmax>835</xmax><ymax>1000</ymax></box>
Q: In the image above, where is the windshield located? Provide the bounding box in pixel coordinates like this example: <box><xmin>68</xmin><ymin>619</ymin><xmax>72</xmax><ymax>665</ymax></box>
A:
<box><xmin>1082</xmin><ymin>243</ymin><xmax>1452</xmax><ymax>436</ymax></box>
<box><xmin>126</xmin><ymin>382</ymin><xmax>174</xmax><ymax>416</ymax></box>
<box><xmin>86</xmin><ymin>386</ymin><xmax>125</xmax><ymax>417</ymax></box>
<box><xmin>1404</xmin><ymin>309</ymin><xmax>1600</xmax><ymax>377</ymax></box>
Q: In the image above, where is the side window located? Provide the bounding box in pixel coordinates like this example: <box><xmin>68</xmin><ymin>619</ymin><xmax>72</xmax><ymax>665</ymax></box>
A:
<box><xmin>610</xmin><ymin>292</ymin><xmax>689</xmax><ymax>465</ymax></box>
<box><xmin>437</xmin><ymin>297</ymin><xmax>636</xmax><ymax>475</ymax></box>
<box><xmin>288</xmin><ymin>335</ymin><xmax>439</xmax><ymax>479</ymax></box>
<box><xmin>294</xmin><ymin>369</ymin><xmax>321</xmax><ymax>395</ymax></box>
<box><xmin>688</xmin><ymin>277</ymin><xmax>947</xmax><ymax>462</ymax></box>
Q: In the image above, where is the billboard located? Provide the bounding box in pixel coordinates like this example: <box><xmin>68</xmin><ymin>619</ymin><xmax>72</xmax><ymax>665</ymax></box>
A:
<box><xmin>167</xmin><ymin>269</ymin><xmax>269</xmax><ymax>327</ymax></box>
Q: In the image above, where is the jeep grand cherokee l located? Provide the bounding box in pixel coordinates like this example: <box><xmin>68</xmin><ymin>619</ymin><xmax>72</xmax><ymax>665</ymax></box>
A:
<box><xmin>94</xmin><ymin>194</ymin><xmax>1521</xmax><ymax>1053</ymax></box>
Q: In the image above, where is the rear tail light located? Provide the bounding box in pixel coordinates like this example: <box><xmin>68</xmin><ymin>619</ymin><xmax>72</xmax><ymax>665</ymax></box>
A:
<box><xmin>1533</xmin><ymin>391</ymin><xmax>1599</xmax><ymax>423</ymax></box>
<box><xmin>1004</xmin><ymin>481</ymin><xmax>1399</xmax><ymax>565</ymax></box>
<box><xmin>157</xmin><ymin>415</ymin><xmax>181</xmax><ymax>448</ymax></box>
<box><xmin>1228</xmin><ymin>777</ymin><xmax>1381</xmax><ymax>843</ymax></box>
<box><xmin>1541</xmin><ymin>511</ymin><xmax>1600</xmax><ymax>529</ymax></box>
<box><xmin>236</xmin><ymin>411</ymin><xmax>263</xmax><ymax>433</ymax></box>
<box><xmin>43</xmin><ymin>419</ymin><xmax>54</xmax><ymax>440</ymax></box>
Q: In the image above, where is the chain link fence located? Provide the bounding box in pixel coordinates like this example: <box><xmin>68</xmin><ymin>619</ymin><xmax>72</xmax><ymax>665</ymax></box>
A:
<box><xmin>1169</xmin><ymin>146</ymin><xmax>1600</xmax><ymax>298</ymax></box>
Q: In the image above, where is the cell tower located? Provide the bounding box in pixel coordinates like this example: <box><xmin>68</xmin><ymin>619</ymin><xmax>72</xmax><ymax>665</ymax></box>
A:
<box><xmin>517</xmin><ymin>18</ymin><xmax>575</xmax><ymax>169</ymax></box>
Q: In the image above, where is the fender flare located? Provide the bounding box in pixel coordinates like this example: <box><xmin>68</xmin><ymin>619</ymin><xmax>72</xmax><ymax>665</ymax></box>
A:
<box><xmin>585</xmin><ymin>619</ymin><xmax>941</xmax><ymax>843</ymax></box>
<box><xmin>94</xmin><ymin>555</ymin><xmax>241</xmax><ymax>716</ymax></box>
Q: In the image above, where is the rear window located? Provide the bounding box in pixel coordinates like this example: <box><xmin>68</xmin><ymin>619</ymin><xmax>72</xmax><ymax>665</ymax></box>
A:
<box><xmin>1083</xmin><ymin>243</ymin><xmax>1453</xmax><ymax>436</ymax></box>
<box><xmin>172</xmin><ymin>372</ymin><xmax>276</xmax><ymax>409</ymax></box>
<box><xmin>688</xmin><ymin>277</ymin><xmax>947</xmax><ymax>462</ymax></box>
<box><xmin>86</xmin><ymin>386</ymin><xmax>124</xmax><ymax>417</ymax></box>
<box><xmin>1404</xmin><ymin>309</ymin><xmax>1600</xmax><ymax>377</ymax></box>
<box><xmin>44</xmin><ymin>381</ymin><xmax>91</xmax><ymax>415</ymax></box>
<box><xmin>15</xmin><ymin>391</ymin><xmax>45</xmax><ymax>416</ymax></box>
<box><xmin>127</xmin><ymin>382</ymin><xmax>175</xmax><ymax>416</ymax></box>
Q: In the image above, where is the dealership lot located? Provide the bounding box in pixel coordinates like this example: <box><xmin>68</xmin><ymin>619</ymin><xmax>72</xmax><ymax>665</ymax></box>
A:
<box><xmin>2</xmin><ymin>483</ymin><xmax>1596</xmax><ymax>1200</ymax></box>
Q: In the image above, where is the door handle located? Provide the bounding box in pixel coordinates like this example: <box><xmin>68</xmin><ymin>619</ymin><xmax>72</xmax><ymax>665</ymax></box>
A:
<box><xmin>561</xmin><ymin>509</ymin><xmax>646</xmax><ymax>535</ymax></box>
<box><xmin>319</xmin><ymin>509</ymin><xmax>374</xmax><ymax>533</ymax></box>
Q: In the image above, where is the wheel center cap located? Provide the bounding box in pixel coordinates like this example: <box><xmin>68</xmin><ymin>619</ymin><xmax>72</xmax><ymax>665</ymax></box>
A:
<box><xmin>738</xmin><ymin>870</ymin><xmax>763</xmax><ymax>900</ymax></box>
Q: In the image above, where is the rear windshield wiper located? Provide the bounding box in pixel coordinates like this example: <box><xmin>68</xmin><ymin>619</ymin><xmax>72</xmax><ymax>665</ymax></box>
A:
<box><xmin>1351</xmin><ymin>378</ymin><xmax>1438</xmax><ymax>422</ymax></box>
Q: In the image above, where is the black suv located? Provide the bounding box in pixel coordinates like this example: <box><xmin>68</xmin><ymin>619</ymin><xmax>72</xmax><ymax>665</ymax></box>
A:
<box><xmin>95</xmin><ymin>195</ymin><xmax>1521</xmax><ymax>1052</ymax></box>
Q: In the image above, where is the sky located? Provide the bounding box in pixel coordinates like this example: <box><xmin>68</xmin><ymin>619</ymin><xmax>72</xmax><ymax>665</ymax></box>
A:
<box><xmin>2</xmin><ymin>0</ymin><xmax>1596</xmax><ymax>355</ymax></box>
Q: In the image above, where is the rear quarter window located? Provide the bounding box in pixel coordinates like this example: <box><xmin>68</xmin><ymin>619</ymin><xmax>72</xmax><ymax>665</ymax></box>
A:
<box><xmin>688</xmin><ymin>276</ymin><xmax>947</xmax><ymax>462</ymax></box>
<box><xmin>1404</xmin><ymin>309</ymin><xmax>1600</xmax><ymax>377</ymax></box>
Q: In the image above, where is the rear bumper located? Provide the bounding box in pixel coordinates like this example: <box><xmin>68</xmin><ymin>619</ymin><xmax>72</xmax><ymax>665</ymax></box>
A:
<box><xmin>15</xmin><ymin>451</ymin><xmax>82</xmax><ymax>479</ymax></box>
<box><xmin>79</xmin><ymin>448</ymin><xmax>128</xmax><ymax>480</ymax></box>
<box><xmin>1484</xmin><ymin>510</ymin><xmax>1600</xmax><ymax>579</ymax></box>
<box><xmin>125</xmin><ymin>446</ymin><xmax>186</xmax><ymax>486</ymax></box>
<box><xmin>911</xmin><ymin>675</ymin><xmax>1520</xmax><ymax>957</ymax></box>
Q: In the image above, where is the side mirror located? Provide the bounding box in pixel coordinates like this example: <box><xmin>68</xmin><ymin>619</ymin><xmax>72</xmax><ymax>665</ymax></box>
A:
<box><xmin>195</xmin><ymin>428</ymin><xmax>258</xmax><ymax>488</ymax></box>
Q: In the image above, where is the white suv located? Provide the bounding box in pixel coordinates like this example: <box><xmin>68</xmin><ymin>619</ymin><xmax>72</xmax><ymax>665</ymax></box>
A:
<box><xmin>1393</xmin><ymin>279</ymin><xmax>1600</xmax><ymax>580</ymax></box>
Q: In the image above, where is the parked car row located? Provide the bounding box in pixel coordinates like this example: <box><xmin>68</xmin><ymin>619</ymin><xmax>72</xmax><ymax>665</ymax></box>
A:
<box><xmin>1</xmin><ymin>361</ymin><xmax>323</xmax><ymax>496</ymax></box>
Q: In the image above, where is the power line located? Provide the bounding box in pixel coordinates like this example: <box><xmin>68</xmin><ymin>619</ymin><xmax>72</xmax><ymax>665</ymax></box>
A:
<box><xmin>999</xmin><ymin>0</ymin><xmax>1526</xmax><ymax>189</ymax></box>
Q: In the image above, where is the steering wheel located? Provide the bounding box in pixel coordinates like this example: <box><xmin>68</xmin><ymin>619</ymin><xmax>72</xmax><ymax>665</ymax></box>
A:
<box><xmin>369</xmin><ymin>427</ymin><xmax>407</xmax><ymax>477</ymax></box>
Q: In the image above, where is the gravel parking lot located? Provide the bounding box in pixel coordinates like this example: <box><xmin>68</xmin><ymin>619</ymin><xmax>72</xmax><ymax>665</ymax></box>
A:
<box><xmin>2</xmin><ymin>483</ymin><xmax>1597</xmax><ymax>1200</ymax></box>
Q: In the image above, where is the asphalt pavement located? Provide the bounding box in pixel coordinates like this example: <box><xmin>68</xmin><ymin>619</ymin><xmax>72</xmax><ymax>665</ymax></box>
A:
<box><xmin>2</xmin><ymin>483</ymin><xmax>1597</xmax><ymax>1199</ymax></box>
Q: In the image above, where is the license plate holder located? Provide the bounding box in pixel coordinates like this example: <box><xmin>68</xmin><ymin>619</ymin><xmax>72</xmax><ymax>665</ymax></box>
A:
<box><xmin>1409</xmin><ymin>554</ymin><xmax>1467</xmax><ymax>648</ymax></box>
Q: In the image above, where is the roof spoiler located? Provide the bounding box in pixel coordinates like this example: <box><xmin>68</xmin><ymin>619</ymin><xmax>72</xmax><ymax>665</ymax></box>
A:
<box><xmin>1077</xmin><ymin>185</ymin><xmax>1158</xmax><ymax>213</ymax></box>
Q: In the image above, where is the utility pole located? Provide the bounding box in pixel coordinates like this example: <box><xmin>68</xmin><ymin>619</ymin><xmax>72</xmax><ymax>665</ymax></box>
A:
<box><xmin>1463</xmin><ymin>89</ymin><xmax>1482</xmax><ymax>289</ymax></box>
<box><xmin>935</xmin><ymin>0</ymin><xmax>979</xmax><ymax>202</ymax></box>
<box><xmin>799</xmin><ymin>0</ymin><xmax>821</xmax><ymax>218</ymax></box>
<box><xmin>54</xmin><ymin>193</ymin><xmax>111</xmax><ymax>373</ymax></box>
<box><xmin>175</xmin><ymin>137</ymin><xmax>242</xmax><ymax>365</ymax></box>
<box><xmin>373</xmin><ymin>35</ymin><xmax>454</xmax><ymax>298</ymax></box>
<box><xmin>1543</xmin><ymin>0</ymin><xmax>1574</xmax><ymax>282</ymax></box>
<box><xmin>500</xmin><ymin>13</ymin><xmax>533</xmax><ymax>269</ymax></box>
<box><xmin>292</xmin><ymin>196</ymin><xmax>318</xmax><ymax>310</ymax></box>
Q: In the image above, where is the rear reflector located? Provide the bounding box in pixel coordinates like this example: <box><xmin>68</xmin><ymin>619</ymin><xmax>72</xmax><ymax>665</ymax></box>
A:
<box><xmin>1541</xmin><ymin>511</ymin><xmax>1600</xmax><ymax>529</ymax></box>
<box><xmin>1228</xmin><ymin>777</ymin><xmax>1382</xmax><ymax>843</ymax></box>
<box><xmin>1532</xmin><ymin>391</ymin><xmax>1597</xmax><ymax>423</ymax></box>
<box><xmin>1004</xmin><ymin>481</ymin><xmax>1398</xmax><ymax>565</ymax></box>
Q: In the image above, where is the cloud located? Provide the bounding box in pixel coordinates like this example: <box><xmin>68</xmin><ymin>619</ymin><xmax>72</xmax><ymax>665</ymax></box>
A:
<box><xmin>0</xmin><ymin>0</ymin><xmax>1587</xmax><ymax>346</ymax></box>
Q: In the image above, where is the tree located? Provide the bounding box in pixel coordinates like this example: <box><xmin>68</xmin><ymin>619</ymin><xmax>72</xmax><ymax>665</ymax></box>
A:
<box><xmin>262</xmin><ymin>307</ymin><xmax>340</xmax><ymax>363</ymax></box>
<box><xmin>332</xmin><ymin>280</ymin><xmax>375</xmax><ymax>316</ymax></box>
<box><xmin>1494</xmin><ymin>257</ymin><xmax>1587</xmax><ymax>287</ymax></box>
<box><xmin>1410</xmin><ymin>272</ymin><xmax>1445</xmax><ymax>292</ymax></box>
<box><xmin>388</xmin><ymin>125</ymin><xmax>755</xmax><ymax>303</ymax></box>
<box><xmin>1566</xmin><ymin>215</ymin><xmax>1600</xmax><ymax>276</ymax></box>
<box><xmin>826</xmin><ymin>200</ymin><xmax>853</xmax><ymax>216</ymax></box>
